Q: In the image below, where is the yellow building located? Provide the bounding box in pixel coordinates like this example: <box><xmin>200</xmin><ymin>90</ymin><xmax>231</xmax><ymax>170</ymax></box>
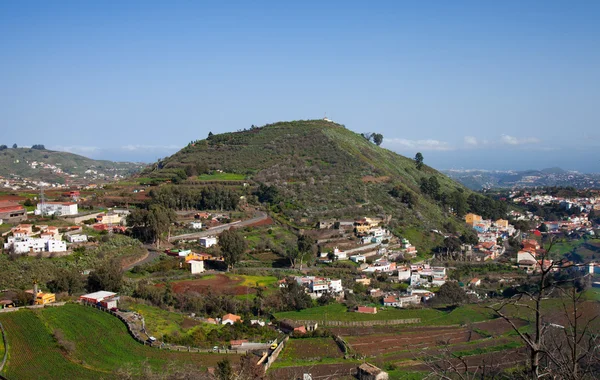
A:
<box><xmin>495</xmin><ymin>219</ymin><xmax>509</xmax><ymax>228</ymax></box>
<box><xmin>354</xmin><ymin>220</ymin><xmax>371</xmax><ymax>234</ymax></box>
<box><xmin>34</xmin><ymin>292</ymin><xmax>56</xmax><ymax>305</ymax></box>
<box><xmin>465</xmin><ymin>213</ymin><xmax>482</xmax><ymax>226</ymax></box>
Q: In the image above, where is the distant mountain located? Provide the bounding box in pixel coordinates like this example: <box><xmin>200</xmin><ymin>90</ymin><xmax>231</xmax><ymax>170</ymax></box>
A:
<box><xmin>0</xmin><ymin>147</ymin><xmax>144</xmax><ymax>186</ymax></box>
<box><xmin>443</xmin><ymin>168</ymin><xmax>600</xmax><ymax>190</ymax></box>
<box><xmin>140</xmin><ymin>119</ymin><xmax>480</xmax><ymax>234</ymax></box>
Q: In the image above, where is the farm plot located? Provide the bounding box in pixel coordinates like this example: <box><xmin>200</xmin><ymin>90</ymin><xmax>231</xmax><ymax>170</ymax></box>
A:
<box><xmin>278</xmin><ymin>338</ymin><xmax>344</xmax><ymax>362</ymax></box>
<box><xmin>345</xmin><ymin>326</ymin><xmax>484</xmax><ymax>356</ymax></box>
<box><xmin>270</xmin><ymin>362</ymin><xmax>358</xmax><ymax>379</ymax></box>
<box><xmin>168</xmin><ymin>274</ymin><xmax>277</xmax><ymax>296</ymax></box>
<box><xmin>0</xmin><ymin>304</ymin><xmax>240</xmax><ymax>379</ymax></box>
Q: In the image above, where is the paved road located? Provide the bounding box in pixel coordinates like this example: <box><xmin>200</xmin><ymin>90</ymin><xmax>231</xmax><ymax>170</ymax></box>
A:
<box><xmin>169</xmin><ymin>211</ymin><xmax>268</xmax><ymax>242</ymax></box>
<box><xmin>124</xmin><ymin>245</ymin><xmax>162</xmax><ymax>271</ymax></box>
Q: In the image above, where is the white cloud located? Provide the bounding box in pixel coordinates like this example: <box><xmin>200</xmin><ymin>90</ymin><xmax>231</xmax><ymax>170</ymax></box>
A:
<box><xmin>500</xmin><ymin>135</ymin><xmax>540</xmax><ymax>145</ymax></box>
<box><xmin>464</xmin><ymin>136</ymin><xmax>479</xmax><ymax>146</ymax></box>
<box><xmin>385</xmin><ymin>138</ymin><xmax>454</xmax><ymax>151</ymax></box>
<box><xmin>50</xmin><ymin>145</ymin><xmax>101</xmax><ymax>155</ymax></box>
<box><xmin>120</xmin><ymin>144</ymin><xmax>180</xmax><ymax>152</ymax></box>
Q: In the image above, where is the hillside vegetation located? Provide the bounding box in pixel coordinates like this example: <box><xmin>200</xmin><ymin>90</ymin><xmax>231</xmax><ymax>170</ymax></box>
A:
<box><xmin>0</xmin><ymin>147</ymin><xmax>143</xmax><ymax>184</ymax></box>
<box><xmin>0</xmin><ymin>304</ymin><xmax>238</xmax><ymax>379</ymax></box>
<box><xmin>141</xmin><ymin>120</ymin><xmax>483</xmax><ymax>232</ymax></box>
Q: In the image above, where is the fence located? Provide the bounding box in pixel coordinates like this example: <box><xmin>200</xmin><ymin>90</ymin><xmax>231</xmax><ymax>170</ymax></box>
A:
<box><xmin>288</xmin><ymin>318</ymin><xmax>421</xmax><ymax>327</ymax></box>
<box><xmin>0</xmin><ymin>302</ymin><xmax>66</xmax><ymax>314</ymax></box>
<box><xmin>85</xmin><ymin>303</ymin><xmax>248</xmax><ymax>354</ymax></box>
<box><xmin>263</xmin><ymin>335</ymin><xmax>289</xmax><ymax>372</ymax></box>
<box><xmin>0</xmin><ymin>322</ymin><xmax>7</xmax><ymax>373</ymax></box>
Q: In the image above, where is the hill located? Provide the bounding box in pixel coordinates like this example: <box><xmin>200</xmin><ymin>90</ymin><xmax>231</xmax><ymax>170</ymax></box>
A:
<box><xmin>0</xmin><ymin>147</ymin><xmax>144</xmax><ymax>186</ymax></box>
<box><xmin>139</xmin><ymin>120</ymin><xmax>498</xmax><ymax>236</ymax></box>
<box><xmin>0</xmin><ymin>304</ymin><xmax>238</xmax><ymax>379</ymax></box>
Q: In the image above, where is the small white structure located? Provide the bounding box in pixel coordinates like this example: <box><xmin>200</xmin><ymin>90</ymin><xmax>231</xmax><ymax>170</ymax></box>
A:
<box><xmin>199</xmin><ymin>236</ymin><xmax>218</xmax><ymax>248</ymax></box>
<box><xmin>36</xmin><ymin>202</ymin><xmax>78</xmax><ymax>216</ymax></box>
<box><xmin>350</xmin><ymin>254</ymin><xmax>366</xmax><ymax>263</ymax></box>
<box><xmin>67</xmin><ymin>234</ymin><xmax>88</xmax><ymax>243</ymax></box>
<box><xmin>190</xmin><ymin>221</ymin><xmax>203</xmax><ymax>230</ymax></box>
<box><xmin>189</xmin><ymin>260</ymin><xmax>205</xmax><ymax>274</ymax></box>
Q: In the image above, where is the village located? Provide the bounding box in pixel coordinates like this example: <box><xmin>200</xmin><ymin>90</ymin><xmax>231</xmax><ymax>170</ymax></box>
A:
<box><xmin>1</xmin><ymin>184</ymin><xmax>600</xmax><ymax>380</ymax></box>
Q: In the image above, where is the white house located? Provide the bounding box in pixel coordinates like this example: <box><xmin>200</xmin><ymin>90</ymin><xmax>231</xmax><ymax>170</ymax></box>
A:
<box><xmin>36</xmin><ymin>202</ymin><xmax>78</xmax><ymax>216</ymax></box>
<box><xmin>67</xmin><ymin>234</ymin><xmax>88</xmax><ymax>243</ymax></box>
<box><xmin>329</xmin><ymin>279</ymin><xmax>343</xmax><ymax>293</ymax></box>
<box><xmin>397</xmin><ymin>267</ymin><xmax>411</xmax><ymax>281</ymax></box>
<box><xmin>383</xmin><ymin>295</ymin><xmax>420</xmax><ymax>308</ymax></box>
<box><xmin>46</xmin><ymin>240</ymin><xmax>67</xmax><ymax>252</ymax></box>
<box><xmin>333</xmin><ymin>247</ymin><xmax>347</xmax><ymax>260</ymax></box>
<box><xmin>5</xmin><ymin>237</ymin><xmax>46</xmax><ymax>254</ymax></box>
<box><xmin>199</xmin><ymin>236</ymin><xmax>218</xmax><ymax>248</ymax></box>
<box><xmin>188</xmin><ymin>260</ymin><xmax>205</xmax><ymax>274</ymax></box>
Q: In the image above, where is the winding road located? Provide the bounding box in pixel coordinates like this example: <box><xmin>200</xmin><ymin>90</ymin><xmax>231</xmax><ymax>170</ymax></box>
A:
<box><xmin>168</xmin><ymin>211</ymin><xmax>268</xmax><ymax>242</ymax></box>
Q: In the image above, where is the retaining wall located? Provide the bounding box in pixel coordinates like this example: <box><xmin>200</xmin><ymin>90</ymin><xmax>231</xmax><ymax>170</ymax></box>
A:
<box><xmin>264</xmin><ymin>335</ymin><xmax>289</xmax><ymax>372</ymax></box>
<box><xmin>288</xmin><ymin>318</ymin><xmax>420</xmax><ymax>327</ymax></box>
<box><xmin>0</xmin><ymin>322</ymin><xmax>7</xmax><ymax>373</ymax></box>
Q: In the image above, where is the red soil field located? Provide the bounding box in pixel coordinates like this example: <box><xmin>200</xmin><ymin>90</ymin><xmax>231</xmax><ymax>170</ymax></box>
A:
<box><xmin>345</xmin><ymin>327</ymin><xmax>484</xmax><ymax>356</ymax></box>
<box><xmin>0</xmin><ymin>194</ymin><xmax>26</xmax><ymax>202</ymax></box>
<box><xmin>246</xmin><ymin>217</ymin><xmax>274</xmax><ymax>227</ymax></box>
<box><xmin>271</xmin><ymin>363</ymin><xmax>358</xmax><ymax>379</ymax></box>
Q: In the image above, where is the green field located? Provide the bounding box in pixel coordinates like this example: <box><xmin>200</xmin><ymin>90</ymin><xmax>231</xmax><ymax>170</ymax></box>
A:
<box><xmin>274</xmin><ymin>303</ymin><xmax>496</xmax><ymax>325</ymax></box>
<box><xmin>0</xmin><ymin>304</ymin><xmax>239</xmax><ymax>379</ymax></box>
<box><xmin>197</xmin><ymin>172</ymin><xmax>246</xmax><ymax>181</ymax></box>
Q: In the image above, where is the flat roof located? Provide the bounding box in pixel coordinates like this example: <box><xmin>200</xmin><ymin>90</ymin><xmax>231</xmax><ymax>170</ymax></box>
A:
<box><xmin>80</xmin><ymin>291</ymin><xmax>117</xmax><ymax>301</ymax></box>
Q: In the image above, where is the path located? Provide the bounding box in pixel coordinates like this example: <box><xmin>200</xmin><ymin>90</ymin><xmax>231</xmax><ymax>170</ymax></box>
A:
<box><xmin>169</xmin><ymin>211</ymin><xmax>268</xmax><ymax>242</ymax></box>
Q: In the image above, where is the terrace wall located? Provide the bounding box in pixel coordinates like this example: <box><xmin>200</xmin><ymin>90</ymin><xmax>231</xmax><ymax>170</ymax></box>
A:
<box><xmin>289</xmin><ymin>318</ymin><xmax>420</xmax><ymax>327</ymax></box>
<box><xmin>0</xmin><ymin>322</ymin><xmax>7</xmax><ymax>373</ymax></box>
<box><xmin>263</xmin><ymin>336</ymin><xmax>289</xmax><ymax>372</ymax></box>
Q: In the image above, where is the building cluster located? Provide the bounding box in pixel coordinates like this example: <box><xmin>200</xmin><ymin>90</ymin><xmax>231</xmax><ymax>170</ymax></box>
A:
<box><xmin>292</xmin><ymin>276</ymin><xmax>343</xmax><ymax>298</ymax></box>
<box><xmin>511</xmin><ymin>193</ymin><xmax>599</xmax><ymax>211</ymax></box>
<box><xmin>3</xmin><ymin>223</ymin><xmax>67</xmax><ymax>254</ymax></box>
<box><xmin>400</xmin><ymin>263</ymin><xmax>448</xmax><ymax>288</ymax></box>
<box><xmin>465</xmin><ymin>213</ymin><xmax>515</xmax><ymax>260</ymax></box>
<box><xmin>516</xmin><ymin>239</ymin><xmax>554</xmax><ymax>273</ymax></box>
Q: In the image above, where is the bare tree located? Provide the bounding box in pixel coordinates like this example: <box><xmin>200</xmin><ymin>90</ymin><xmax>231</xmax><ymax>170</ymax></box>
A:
<box><xmin>487</xmin><ymin>237</ymin><xmax>599</xmax><ymax>379</ymax></box>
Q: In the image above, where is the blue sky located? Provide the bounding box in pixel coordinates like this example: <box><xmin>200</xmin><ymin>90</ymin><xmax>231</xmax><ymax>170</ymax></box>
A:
<box><xmin>1</xmin><ymin>1</ymin><xmax>599</xmax><ymax>171</ymax></box>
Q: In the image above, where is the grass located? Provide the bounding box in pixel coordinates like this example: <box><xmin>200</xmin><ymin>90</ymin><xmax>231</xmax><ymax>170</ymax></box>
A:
<box><xmin>582</xmin><ymin>288</ymin><xmax>600</xmax><ymax>301</ymax></box>
<box><xmin>0</xmin><ymin>304</ymin><xmax>239</xmax><ymax>379</ymax></box>
<box><xmin>452</xmin><ymin>341</ymin><xmax>522</xmax><ymax>357</ymax></box>
<box><xmin>274</xmin><ymin>303</ymin><xmax>496</xmax><ymax>325</ymax></box>
<box><xmin>197</xmin><ymin>173</ymin><xmax>246</xmax><ymax>181</ymax></box>
<box><xmin>239</xmin><ymin>274</ymin><xmax>278</xmax><ymax>287</ymax></box>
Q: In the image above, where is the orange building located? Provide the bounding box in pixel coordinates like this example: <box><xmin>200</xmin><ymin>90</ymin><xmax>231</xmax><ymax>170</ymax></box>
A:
<box><xmin>465</xmin><ymin>213</ymin><xmax>482</xmax><ymax>226</ymax></box>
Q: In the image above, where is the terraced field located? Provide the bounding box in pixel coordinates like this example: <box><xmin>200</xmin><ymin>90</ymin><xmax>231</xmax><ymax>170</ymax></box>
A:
<box><xmin>0</xmin><ymin>304</ymin><xmax>240</xmax><ymax>379</ymax></box>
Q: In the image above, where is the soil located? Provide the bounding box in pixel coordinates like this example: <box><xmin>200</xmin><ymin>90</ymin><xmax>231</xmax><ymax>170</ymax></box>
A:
<box><xmin>345</xmin><ymin>327</ymin><xmax>484</xmax><ymax>356</ymax></box>
<box><xmin>271</xmin><ymin>363</ymin><xmax>358</xmax><ymax>380</ymax></box>
<box><xmin>284</xmin><ymin>338</ymin><xmax>344</xmax><ymax>360</ymax></box>
<box><xmin>169</xmin><ymin>274</ymin><xmax>256</xmax><ymax>296</ymax></box>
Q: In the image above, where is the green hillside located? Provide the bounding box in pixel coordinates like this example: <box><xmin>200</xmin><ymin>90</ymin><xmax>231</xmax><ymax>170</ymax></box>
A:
<box><xmin>0</xmin><ymin>147</ymin><xmax>143</xmax><ymax>184</ymax></box>
<box><xmin>141</xmin><ymin>120</ymin><xmax>498</xmax><ymax>234</ymax></box>
<box><xmin>0</xmin><ymin>304</ymin><xmax>238</xmax><ymax>379</ymax></box>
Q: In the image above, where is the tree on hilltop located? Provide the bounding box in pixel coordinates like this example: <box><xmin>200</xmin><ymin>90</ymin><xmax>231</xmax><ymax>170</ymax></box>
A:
<box><xmin>12</xmin><ymin>143</ymin><xmax>17</xmax><ymax>149</ymax></box>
